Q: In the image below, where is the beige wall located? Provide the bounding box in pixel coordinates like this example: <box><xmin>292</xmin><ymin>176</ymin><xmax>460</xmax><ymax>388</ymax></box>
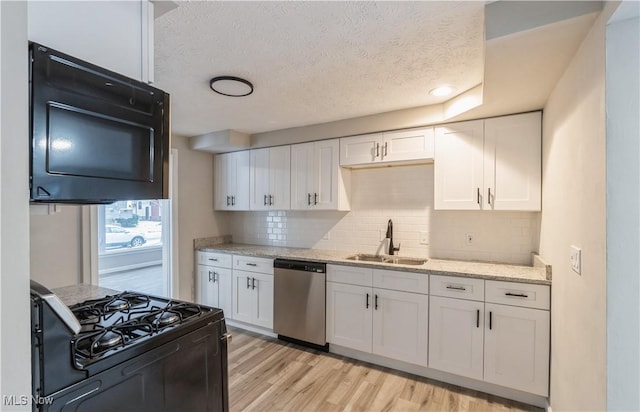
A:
<box><xmin>30</xmin><ymin>206</ymin><xmax>83</xmax><ymax>288</ymax></box>
<box><xmin>172</xmin><ymin>135</ymin><xmax>230</xmax><ymax>300</ymax></box>
<box><xmin>540</xmin><ymin>3</ymin><xmax>617</xmax><ymax>410</ymax></box>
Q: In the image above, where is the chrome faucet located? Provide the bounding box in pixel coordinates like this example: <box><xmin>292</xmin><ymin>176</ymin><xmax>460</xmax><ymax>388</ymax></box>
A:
<box><xmin>385</xmin><ymin>219</ymin><xmax>400</xmax><ymax>255</ymax></box>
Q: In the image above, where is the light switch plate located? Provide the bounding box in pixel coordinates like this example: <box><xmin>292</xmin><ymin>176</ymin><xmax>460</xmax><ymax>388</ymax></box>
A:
<box><xmin>420</xmin><ymin>231</ymin><xmax>429</xmax><ymax>245</ymax></box>
<box><xmin>570</xmin><ymin>245</ymin><xmax>581</xmax><ymax>275</ymax></box>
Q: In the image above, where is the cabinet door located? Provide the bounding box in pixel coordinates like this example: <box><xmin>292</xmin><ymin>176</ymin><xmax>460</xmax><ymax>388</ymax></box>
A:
<box><xmin>434</xmin><ymin>120</ymin><xmax>484</xmax><ymax>210</ymax></box>
<box><xmin>484</xmin><ymin>112</ymin><xmax>541</xmax><ymax>211</ymax></box>
<box><xmin>339</xmin><ymin>133</ymin><xmax>383</xmax><ymax>166</ymax></box>
<box><xmin>197</xmin><ymin>265</ymin><xmax>217</xmax><ymax>306</ymax></box>
<box><xmin>231</xmin><ymin>151</ymin><xmax>250</xmax><ymax>210</ymax></box>
<box><xmin>290</xmin><ymin>143</ymin><xmax>314</xmax><ymax>210</ymax></box>
<box><xmin>216</xmin><ymin>267</ymin><xmax>233</xmax><ymax>319</ymax></box>
<box><xmin>268</xmin><ymin>146</ymin><xmax>291</xmax><ymax>210</ymax></box>
<box><xmin>326</xmin><ymin>282</ymin><xmax>372</xmax><ymax>352</ymax></box>
<box><xmin>484</xmin><ymin>303</ymin><xmax>550</xmax><ymax>396</ymax></box>
<box><xmin>314</xmin><ymin>139</ymin><xmax>340</xmax><ymax>209</ymax></box>
<box><xmin>428</xmin><ymin>296</ymin><xmax>484</xmax><ymax>380</ymax></box>
<box><xmin>372</xmin><ymin>289</ymin><xmax>429</xmax><ymax>366</ymax></box>
<box><xmin>382</xmin><ymin>128</ymin><xmax>434</xmax><ymax>163</ymax></box>
<box><xmin>232</xmin><ymin>270</ymin><xmax>253</xmax><ymax>324</ymax></box>
<box><xmin>253</xmin><ymin>273</ymin><xmax>274</xmax><ymax>329</ymax></box>
<box><xmin>214</xmin><ymin>153</ymin><xmax>230</xmax><ymax>211</ymax></box>
<box><xmin>249</xmin><ymin>148</ymin><xmax>271</xmax><ymax>211</ymax></box>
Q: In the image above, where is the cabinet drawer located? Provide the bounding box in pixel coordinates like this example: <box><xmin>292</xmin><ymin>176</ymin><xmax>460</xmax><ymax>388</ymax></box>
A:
<box><xmin>327</xmin><ymin>264</ymin><xmax>373</xmax><ymax>287</ymax></box>
<box><xmin>197</xmin><ymin>251</ymin><xmax>232</xmax><ymax>268</ymax></box>
<box><xmin>485</xmin><ymin>280</ymin><xmax>550</xmax><ymax>310</ymax></box>
<box><xmin>430</xmin><ymin>275</ymin><xmax>484</xmax><ymax>301</ymax></box>
<box><xmin>373</xmin><ymin>269</ymin><xmax>429</xmax><ymax>294</ymax></box>
<box><xmin>233</xmin><ymin>255</ymin><xmax>274</xmax><ymax>274</ymax></box>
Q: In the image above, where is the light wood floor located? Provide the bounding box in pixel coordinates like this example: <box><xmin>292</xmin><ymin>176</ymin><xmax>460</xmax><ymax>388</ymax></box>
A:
<box><xmin>227</xmin><ymin>327</ymin><xmax>541</xmax><ymax>412</ymax></box>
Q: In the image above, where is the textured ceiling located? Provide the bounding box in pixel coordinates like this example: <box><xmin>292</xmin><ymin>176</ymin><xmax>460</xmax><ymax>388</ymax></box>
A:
<box><xmin>154</xmin><ymin>1</ymin><xmax>485</xmax><ymax>136</ymax></box>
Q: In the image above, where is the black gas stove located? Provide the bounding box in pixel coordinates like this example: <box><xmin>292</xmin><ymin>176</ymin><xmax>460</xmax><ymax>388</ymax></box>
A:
<box><xmin>30</xmin><ymin>281</ymin><xmax>229</xmax><ymax>412</ymax></box>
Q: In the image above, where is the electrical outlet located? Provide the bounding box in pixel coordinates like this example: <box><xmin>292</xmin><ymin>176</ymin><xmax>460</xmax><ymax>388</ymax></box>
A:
<box><xmin>465</xmin><ymin>233</ymin><xmax>474</xmax><ymax>246</ymax></box>
<box><xmin>420</xmin><ymin>231</ymin><xmax>429</xmax><ymax>245</ymax></box>
<box><xmin>323</xmin><ymin>231</ymin><xmax>330</xmax><ymax>241</ymax></box>
<box><xmin>570</xmin><ymin>245</ymin><xmax>581</xmax><ymax>275</ymax></box>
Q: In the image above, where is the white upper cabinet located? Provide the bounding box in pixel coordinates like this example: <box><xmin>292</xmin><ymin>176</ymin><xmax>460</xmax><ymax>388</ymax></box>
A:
<box><xmin>215</xmin><ymin>151</ymin><xmax>250</xmax><ymax>211</ymax></box>
<box><xmin>291</xmin><ymin>139</ymin><xmax>350</xmax><ymax>211</ymax></box>
<box><xmin>340</xmin><ymin>128</ymin><xmax>434</xmax><ymax>167</ymax></box>
<box><xmin>434</xmin><ymin>112</ymin><xmax>541</xmax><ymax>211</ymax></box>
<box><xmin>249</xmin><ymin>146</ymin><xmax>291</xmax><ymax>210</ymax></box>
<box><xmin>484</xmin><ymin>113</ymin><xmax>542</xmax><ymax>211</ymax></box>
<box><xmin>28</xmin><ymin>1</ymin><xmax>155</xmax><ymax>83</ymax></box>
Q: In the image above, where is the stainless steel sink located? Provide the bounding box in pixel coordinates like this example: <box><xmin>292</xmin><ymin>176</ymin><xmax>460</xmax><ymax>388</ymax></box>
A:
<box><xmin>345</xmin><ymin>254</ymin><xmax>427</xmax><ymax>266</ymax></box>
<box><xmin>384</xmin><ymin>257</ymin><xmax>427</xmax><ymax>265</ymax></box>
<box><xmin>345</xmin><ymin>254</ymin><xmax>387</xmax><ymax>262</ymax></box>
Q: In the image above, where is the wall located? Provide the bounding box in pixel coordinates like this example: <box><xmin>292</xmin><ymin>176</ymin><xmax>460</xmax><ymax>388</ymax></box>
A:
<box><xmin>173</xmin><ymin>136</ymin><xmax>230</xmax><ymax>300</ymax></box>
<box><xmin>605</xmin><ymin>5</ymin><xmax>640</xmax><ymax>410</ymax></box>
<box><xmin>231</xmin><ymin>165</ymin><xmax>540</xmax><ymax>265</ymax></box>
<box><xmin>30</xmin><ymin>206</ymin><xmax>83</xmax><ymax>288</ymax></box>
<box><xmin>0</xmin><ymin>1</ymin><xmax>32</xmax><ymax>408</ymax></box>
<box><xmin>539</xmin><ymin>3</ymin><xmax>618</xmax><ymax>410</ymax></box>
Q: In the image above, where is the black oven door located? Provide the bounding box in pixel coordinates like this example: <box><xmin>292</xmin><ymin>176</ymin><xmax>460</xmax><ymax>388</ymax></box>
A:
<box><xmin>30</xmin><ymin>43</ymin><xmax>169</xmax><ymax>204</ymax></box>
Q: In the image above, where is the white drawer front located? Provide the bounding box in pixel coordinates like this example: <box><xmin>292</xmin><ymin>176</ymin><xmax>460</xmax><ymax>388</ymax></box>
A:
<box><xmin>373</xmin><ymin>269</ymin><xmax>429</xmax><ymax>294</ymax></box>
<box><xmin>485</xmin><ymin>280</ymin><xmax>550</xmax><ymax>310</ymax></box>
<box><xmin>430</xmin><ymin>275</ymin><xmax>484</xmax><ymax>301</ymax></box>
<box><xmin>233</xmin><ymin>255</ymin><xmax>274</xmax><ymax>274</ymax></box>
<box><xmin>197</xmin><ymin>251</ymin><xmax>232</xmax><ymax>268</ymax></box>
<box><xmin>327</xmin><ymin>264</ymin><xmax>373</xmax><ymax>287</ymax></box>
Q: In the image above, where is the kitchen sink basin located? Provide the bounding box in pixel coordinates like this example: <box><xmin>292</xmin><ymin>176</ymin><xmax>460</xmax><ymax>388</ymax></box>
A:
<box><xmin>345</xmin><ymin>254</ymin><xmax>387</xmax><ymax>262</ymax></box>
<box><xmin>345</xmin><ymin>254</ymin><xmax>427</xmax><ymax>266</ymax></box>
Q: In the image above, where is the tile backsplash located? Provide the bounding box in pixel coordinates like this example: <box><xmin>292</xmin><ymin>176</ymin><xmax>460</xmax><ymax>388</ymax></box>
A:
<box><xmin>230</xmin><ymin>164</ymin><xmax>540</xmax><ymax>265</ymax></box>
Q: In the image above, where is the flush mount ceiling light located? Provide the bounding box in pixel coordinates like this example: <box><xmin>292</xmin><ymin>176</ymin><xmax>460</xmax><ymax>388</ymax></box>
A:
<box><xmin>429</xmin><ymin>85</ymin><xmax>455</xmax><ymax>97</ymax></box>
<box><xmin>209</xmin><ymin>76</ymin><xmax>254</xmax><ymax>97</ymax></box>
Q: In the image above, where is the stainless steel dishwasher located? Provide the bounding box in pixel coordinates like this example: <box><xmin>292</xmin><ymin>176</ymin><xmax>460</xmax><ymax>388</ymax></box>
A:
<box><xmin>273</xmin><ymin>259</ymin><xmax>328</xmax><ymax>350</ymax></box>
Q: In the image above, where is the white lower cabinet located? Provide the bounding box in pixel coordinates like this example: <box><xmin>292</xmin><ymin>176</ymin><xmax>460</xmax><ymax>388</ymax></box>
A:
<box><xmin>326</xmin><ymin>282</ymin><xmax>372</xmax><ymax>352</ymax></box>
<box><xmin>428</xmin><ymin>295</ymin><xmax>484</xmax><ymax>380</ymax></box>
<box><xmin>429</xmin><ymin>277</ymin><xmax>550</xmax><ymax>397</ymax></box>
<box><xmin>197</xmin><ymin>265</ymin><xmax>232</xmax><ymax>319</ymax></box>
<box><xmin>372</xmin><ymin>288</ymin><xmax>429</xmax><ymax>366</ymax></box>
<box><xmin>196</xmin><ymin>251</ymin><xmax>232</xmax><ymax>319</ymax></box>
<box><xmin>326</xmin><ymin>265</ymin><xmax>429</xmax><ymax>366</ymax></box>
<box><xmin>232</xmin><ymin>269</ymin><xmax>274</xmax><ymax>329</ymax></box>
<box><xmin>483</xmin><ymin>303</ymin><xmax>550</xmax><ymax>396</ymax></box>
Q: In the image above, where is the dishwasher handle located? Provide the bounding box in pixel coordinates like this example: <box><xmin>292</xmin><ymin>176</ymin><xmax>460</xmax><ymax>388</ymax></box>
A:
<box><xmin>274</xmin><ymin>259</ymin><xmax>326</xmax><ymax>273</ymax></box>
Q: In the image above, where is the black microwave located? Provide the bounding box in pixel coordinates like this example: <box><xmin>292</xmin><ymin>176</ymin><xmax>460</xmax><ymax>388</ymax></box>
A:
<box><xmin>29</xmin><ymin>42</ymin><xmax>170</xmax><ymax>204</ymax></box>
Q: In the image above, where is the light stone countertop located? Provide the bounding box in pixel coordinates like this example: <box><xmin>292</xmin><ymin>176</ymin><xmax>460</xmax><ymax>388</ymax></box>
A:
<box><xmin>198</xmin><ymin>243</ymin><xmax>551</xmax><ymax>285</ymax></box>
<box><xmin>53</xmin><ymin>284</ymin><xmax>120</xmax><ymax>307</ymax></box>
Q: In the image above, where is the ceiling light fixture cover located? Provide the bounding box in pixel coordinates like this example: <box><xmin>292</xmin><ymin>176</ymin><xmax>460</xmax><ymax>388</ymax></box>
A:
<box><xmin>209</xmin><ymin>76</ymin><xmax>254</xmax><ymax>97</ymax></box>
<box><xmin>429</xmin><ymin>85</ymin><xmax>455</xmax><ymax>97</ymax></box>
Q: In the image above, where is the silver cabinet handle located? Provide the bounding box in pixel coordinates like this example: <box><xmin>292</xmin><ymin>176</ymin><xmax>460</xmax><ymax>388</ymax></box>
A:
<box><xmin>477</xmin><ymin>188</ymin><xmax>480</xmax><ymax>205</ymax></box>
<box><xmin>374</xmin><ymin>294</ymin><xmax>379</xmax><ymax>310</ymax></box>
<box><xmin>221</xmin><ymin>333</ymin><xmax>232</xmax><ymax>343</ymax></box>
<box><xmin>269</xmin><ymin>194</ymin><xmax>273</xmax><ymax>206</ymax></box>
<box><xmin>314</xmin><ymin>192</ymin><xmax>318</xmax><ymax>205</ymax></box>
<box><xmin>226</xmin><ymin>196</ymin><xmax>231</xmax><ymax>206</ymax></box>
<box><xmin>505</xmin><ymin>292</ymin><xmax>528</xmax><ymax>298</ymax></box>
<box><xmin>488</xmin><ymin>188</ymin><xmax>492</xmax><ymax>205</ymax></box>
<box><xmin>213</xmin><ymin>272</ymin><xmax>218</xmax><ymax>283</ymax></box>
<box><xmin>366</xmin><ymin>293</ymin><xmax>370</xmax><ymax>309</ymax></box>
<box><xmin>208</xmin><ymin>271</ymin><xmax>213</xmax><ymax>282</ymax></box>
<box><xmin>231</xmin><ymin>196</ymin><xmax>235</xmax><ymax>206</ymax></box>
<box><xmin>376</xmin><ymin>143</ymin><xmax>380</xmax><ymax>157</ymax></box>
<box><xmin>264</xmin><ymin>194</ymin><xmax>268</xmax><ymax>206</ymax></box>
<box><xmin>245</xmin><ymin>263</ymin><xmax>257</xmax><ymax>267</ymax></box>
<box><xmin>307</xmin><ymin>193</ymin><xmax>312</xmax><ymax>206</ymax></box>
<box><xmin>384</xmin><ymin>142</ymin><xmax>388</xmax><ymax>157</ymax></box>
<box><xmin>246</xmin><ymin>277</ymin><xmax>251</xmax><ymax>289</ymax></box>
<box><xmin>208</xmin><ymin>258</ymin><xmax>218</xmax><ymax>262</ymax></box>
<box><xmin>252</xmin><ymin>277</ymin><xmax>256</xmax><ymax>290</ymax></box>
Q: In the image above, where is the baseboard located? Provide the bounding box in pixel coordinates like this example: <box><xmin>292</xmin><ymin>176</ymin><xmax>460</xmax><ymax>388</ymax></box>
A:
<box><xmin>330</xmin><ymin>344</ymin><xmax>549</xmax><ymax>409</ymax></box>
<box><xmin>225</xmin><ymin>319</ymin><xmax>277</xmax><ymax>338</ymax></box>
